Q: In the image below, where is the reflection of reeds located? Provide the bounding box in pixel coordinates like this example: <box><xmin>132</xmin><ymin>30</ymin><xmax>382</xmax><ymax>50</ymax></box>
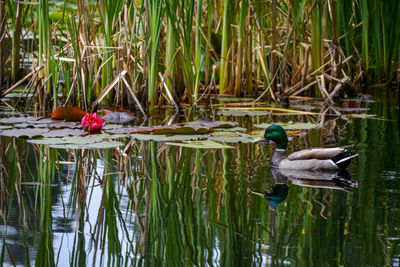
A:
<box><xmin>1</xmin><ymin>102</ymin><xmax>399</xmax><ymax>265</ymax></box>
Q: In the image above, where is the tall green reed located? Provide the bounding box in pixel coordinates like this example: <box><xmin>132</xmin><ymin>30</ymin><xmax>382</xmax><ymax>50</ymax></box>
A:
<box><xmin>99</xmin><ymin>0</ymin><xmax>125</xmax><ymax>104</ymax></box>
<box><xmin>147</xmin><ymin>0</ymin><xmax>165</xmax><ymax>111</ymax></box>
<box><xmin>219</xmin><ymin>0</ymin><xmax>232</xmax><ymax>94</ymax></box>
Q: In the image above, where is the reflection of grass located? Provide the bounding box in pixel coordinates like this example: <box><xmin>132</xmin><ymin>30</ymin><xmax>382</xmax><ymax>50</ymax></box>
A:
<box><xmin>1</xmin><ymin>102</ymin><xmax>399</xmax><ymax>266</ymax></box>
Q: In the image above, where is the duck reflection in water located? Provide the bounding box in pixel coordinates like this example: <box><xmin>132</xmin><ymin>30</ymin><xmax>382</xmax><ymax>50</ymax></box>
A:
<box><xmin>265</xmin><ymin>167</ymin><xmax>358</xmax><ymax>210</ymax></box>
<box><xmin>263</xmin><ymin>167</ymin><xmax>358</xmax><ymax>260</ymax></box>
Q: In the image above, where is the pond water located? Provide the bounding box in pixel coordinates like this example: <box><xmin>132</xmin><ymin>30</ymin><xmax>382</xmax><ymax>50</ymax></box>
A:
<box><xmin>1</xmin><ymin>91</ymin><xmax>400</xmax><ymax>266</ymax></box>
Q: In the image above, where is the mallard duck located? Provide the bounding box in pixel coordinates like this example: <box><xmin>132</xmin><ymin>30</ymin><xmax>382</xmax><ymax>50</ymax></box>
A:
<box><xmin>253</xmin><ymin>125</ymin><xmax>358</xmax><ymax>171</ymax></box>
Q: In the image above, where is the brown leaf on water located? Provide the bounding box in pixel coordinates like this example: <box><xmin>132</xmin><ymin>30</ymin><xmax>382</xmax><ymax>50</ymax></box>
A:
<box><xmin>51</xmin><ymin>106</ymin><xmax>87</xmax><ymax>121</ymax></box>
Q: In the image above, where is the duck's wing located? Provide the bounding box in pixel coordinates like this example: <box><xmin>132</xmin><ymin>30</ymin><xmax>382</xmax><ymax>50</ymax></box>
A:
<box><xmin>287</xmin><ymin>147</ymin><xmax>346</xmax><ymax>160</ymax></box>
<box><xmin>280</xmin><ymin>158</ymin><xmax>339</xmax><ymax>171</ymax></box>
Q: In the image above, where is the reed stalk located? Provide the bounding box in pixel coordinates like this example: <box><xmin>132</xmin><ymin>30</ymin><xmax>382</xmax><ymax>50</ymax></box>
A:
<box><xmin>99</xmin><ymin>0</ymin><xmax>124</xmax><ymax>104</ymax></box>
<box><xmin>11</xmin><ymin>1</ymin><xmax>22</xmax><ymax>85</ymax></box>
<box><xmin>165</xmin><ymin>0</ymin><xmax>178</xmax><ymax>97</ymax></box>
<box><xmin>234</xmin><ymin>0</ymin><xmax>248</xmax><ymax>97</ymax></box>
<box><xmin>0</xmin><ymin>0</ymin><xmax>5</xmax><ymax>91</ymax></box>
<box><xmin>147</xmin><ymin>0</ymin><xmax>165</xmax><ymax>111</ymax></box>
<box><xmin>193</xmin><ymin>0</ymin><xmax>203</xmax><ymax>100</ymax></box>
<box><xmin>219</xmin><ymin>0</ymin><xmax>232</xmax><ymax>94</ymax></box>
<box><xmin>311</xmin><ymin>0</ymin><xmax>323</xmax><ymax>96</ymax></box>
<box><xmin>38</xmin><ymin>0</ymin><xmax>56</xmax><ymax>110</ymax></box>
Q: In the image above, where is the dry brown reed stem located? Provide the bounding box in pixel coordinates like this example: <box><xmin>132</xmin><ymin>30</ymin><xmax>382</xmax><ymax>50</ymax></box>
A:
<box><xmin>91</xmin><ymin>70</ymin><xmax>127</xmax><ymax>111</ymax></box>
<box><xmin>0</xmin><ymin>65</ymin><xmax>44</xmax><ymax>98</ymax></box>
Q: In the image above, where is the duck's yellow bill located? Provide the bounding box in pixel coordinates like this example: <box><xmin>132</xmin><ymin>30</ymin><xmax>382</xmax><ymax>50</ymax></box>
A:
<box><xmin>252</xmin><ymin>136</ymin><xmax>265</xmax><ymax>143</ymax></box>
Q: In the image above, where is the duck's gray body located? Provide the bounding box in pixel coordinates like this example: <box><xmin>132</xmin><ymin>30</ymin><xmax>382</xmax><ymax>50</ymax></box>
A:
<box><xmin>255</xmin><ymin>124</ymin><xmax>357</xmax><ymax>171</ymax></box>
<box><xmin>272</xmin><ymin>147</ymin><xmax>350</xmax><ymax>171</ymax></box>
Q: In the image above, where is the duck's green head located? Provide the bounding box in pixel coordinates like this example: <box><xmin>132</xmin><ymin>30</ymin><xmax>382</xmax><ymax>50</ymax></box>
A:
<box><xmin>264</xmin><ymin>125</ymin><xmax>288</xmax><ymax>149</ymax></box>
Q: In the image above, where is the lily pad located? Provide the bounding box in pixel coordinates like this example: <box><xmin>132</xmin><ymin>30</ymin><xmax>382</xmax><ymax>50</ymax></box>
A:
<box><xmin>0</xmin><ymin>128</ymin><xmax>50</xmax><ymax>138</ymax></box>
<box><xmin>41</xmin><ymin>129</ymin><xmax>86</xmax><ymax>138</ymax></box>
<box><xmin>187</xmin><ymin>119</ymin><xmax>238</xmax><ymax>129</ymax></box>
<box><xmin>166</xmin><ymin>140</ymin><xmax>233</xmax><ymax>149</ymax></box>
<box><xmin>215</xmin><ymin>126</ymin><xmax>247</xmax><ymax>132</ymax></box>
<box><xmin>28</xmin><ymin>134</ymin><xmax>125</xmax><ymax>149</ymax></box>
<box><xmin>15</xmin><ymin>123</ymin><xmax>49</xmax><ymax>128</ymax></box>
<box><xmin>152</xmin><ymin>125</ymin><xmax>210</xmax><ymax>135</ymax></box>
<box><xmin>209</xmin><ymin>132</ymin><xmax>255</xmax><ymax>143</ymax></box>
<box><xmin>0</xmin><ymin>116</ymin><xmax>39</xmax><ymax>124</ymax></box>
<box><xmin>49</xmin><ymin>141</ymin><xmax>124</xmax><ymax>150</ymax></box>
<box><xmin>254</xmin><ymin>122</ymin><xmax>321</xmax><ymax>130</ymax></box>
<box><xmin>217</xmin><ymin>109</ymin><xmax>271</xmax><ymax>117</ymax></box>
<box><xmin>130</xmin><ymin>133</ymin><xmax>209</xmax><ymax>142</ymax></box>
<box><xmin>103</xmin><ymin>124</ymin><xmax>123</xmax><ymax>130</ymax></box>
<box><xmin>0</xmin><ymin>125</ymin><xmax>12</xmax><ymax>130</ymax></box>
<box><xmin>105</xmin><ymin>126</ymin><xmax>153</xmax><ymax>134</ymax></box>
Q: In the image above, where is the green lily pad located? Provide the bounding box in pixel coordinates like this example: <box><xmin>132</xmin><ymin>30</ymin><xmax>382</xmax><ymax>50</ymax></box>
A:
<box><xmin>166</xmin><ymin>140</ymin><xmax>233</xmax><ymax>149</ymax></box>
<box><xmin>217</xmin><ymin>109</ymin><xmax>271</xmax><ymax>117</ymax></box>
<box><xmin>28</xmin><ymin>133</ymin><xmax>125</xmax><ymax>145</ymax></box>
<box><xmin>0</xmin><ymin>128</ymin><xmax>50</xmax><ymax>138</ymax></box>
<box><xmin>0</xmin><ymin>116</ymin><xmax>39</xmax><ymax>124</ymax></box>
<box><xmin>0</xmin><ymin>125</ymin><xmax>13</xmax><ymax>130</ymax></box>
<box><xmin>103</xmin><ymin>124</ymin><xmax>123</xmax><ymax>130</ymax></box>
<box><xmin>254</xmin><ymin>122</ymin><xmax>321</xmax><ymax>130</ymax></box>
<box><xmin>153</xmin><ymin>125</ymin><xmax>210</xmax><ymax>134</ymax></box>
<box><xmin>215</xmin><ymin>126</ymin><xmax>247</xmax><ymax>132</ymax></box>
<box><xmin>49</xmin><ymin>140</ymin><xmax>124</xmax><ymax>150</ymax></box>
<box><xmin>28</xmin><ymin>134</ymin><xmax>125</xmax><ymax>149</ymax></box>
<box><xmin>130</xmin><ymin>134</ymin><xmax>209</xmax><ymax>142</ymax></box>
<box><xmin>41</xmin><ymin>129</ymin><xmax>86</xmax><ymax>138</ymax></box>
<box><xmin>15</xmin><ymin>123</ymin><xmax>49</xmax><ymax>128</ymax></box>
<box><xmin>186</xmin><ymin>119</ymin><xmax>238</xmax><ymax>129</ymax></box>
<box><xmin>209</xmin><ymin>132</ymin><xmax>255</xmax><ymax>143</ymax></box>
<box><xmin>105</xmin><ymin>126</ymin><xmax>153</xmax><ymax>134</ymax></box>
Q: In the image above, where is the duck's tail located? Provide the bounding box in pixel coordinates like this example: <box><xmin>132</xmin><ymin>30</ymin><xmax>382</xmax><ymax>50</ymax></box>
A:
<box><xmin>332</xmin><ymin>153</ymin><xmax>358</xmax><ymax>169</ymax></box>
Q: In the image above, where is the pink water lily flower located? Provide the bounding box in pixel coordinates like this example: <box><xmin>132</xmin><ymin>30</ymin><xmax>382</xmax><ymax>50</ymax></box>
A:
<box><xmin>81</xmin><ymin>113</ymin><xmax>105</xmax><ymax>134</ymax></box>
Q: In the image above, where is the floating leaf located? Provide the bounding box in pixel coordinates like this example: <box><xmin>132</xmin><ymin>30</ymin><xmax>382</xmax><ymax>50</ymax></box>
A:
<box><xmin>152</xmin><ymin>125</ymin><xmax>210</xmax><ymax>135</ymax></box>
<box><xmin>14</xmin><ymin>123</ymin><xmax>48</xmax><ymax>128</ymax></box>
<box><xmin>209</xmin><ymin>132</ymin><xmax>255</xmax><ymax>143</ymax></box>
<box><xmin>212</xmin><ymin>97</ymin><xmax>254</xmax><ymax>102</ymax></box>
<box><xmin>49</xmin><ymin>141</ymin><xmax>124</xmax><ymax>150</ymax></box>
<box><xmin>217</xmin><ymin>109</ymin><xmax>271</xmax><ymax>117</ymax></box>
<box><xmin>0</xmin><ymin>128</ymin><xmax>49</xmax><ymax>138</ymax></box>
<box><xmin>0</xmin><ymin>116</ymin><xmax>39</xmax><ymax>124</ymax></box>
<box><xmin>222</xmin><ymin>107</ymin><xmax>318</xmax><ymax>115</ymax></box>
<box><xmin>41</xmin><ymin>129</ymin><xmax>86</xmax><ymax>138</ymax></box>
<box><xmin>254</xmin><ymin>122</ymin><xmax>321</xmax><ymax>130</ymax></box>
<box><xmin>215</xmin><ymin>126</ymin><xmax>247</xmax><ymax>132</ymax></box>
<box><xmin>103</xmin><ymin>124</ymin><xmax>123</xmax><ymax>130</ymax></box>
<box><xmin>166</xmin><ymin>140</ymin><xmax>233</xmax><ymax>149</ymax></box>
<box><xmin>106</xmin><ymin>126</ymin><xmax>153</xmax><ymax>134</ymax></box>
<box><xmin>0</xmin><ymin>125</ymin><xmax>12</xmax><ymax>130</ymax></box>
<box><xmin>28</xmin><ymin>134</ymin><xmax>125</xmax><ymax>149</ymax></box>
<box><xmin>187</xmin><ymin>119</ymin><xmax>237</xmax><ymax>129</ymax></box>
<box><xmin>49</xmin><ymin>121</ymin><xmax>79</xmax><ymax>129</ymax></box>
<box><xmin>51</xmin><ymin>106</ymin><xmax>87</xmax><ymax>121</ymax></box>
<box><xmin>102</xmin><ymin>109</ymin><xmax>135</xmax><ymax>123</ymax></box>
<box><xmin>130</xmin><ymin>134</ymin><xmax>209</xmax><ymax>142</ymax></box>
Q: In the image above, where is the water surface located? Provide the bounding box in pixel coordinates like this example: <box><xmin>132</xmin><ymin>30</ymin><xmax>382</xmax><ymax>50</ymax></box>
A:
<box><xmin>1</xmin><ymin>93</ymin><xmax>400</xmax><ymax>266</ymax></box>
